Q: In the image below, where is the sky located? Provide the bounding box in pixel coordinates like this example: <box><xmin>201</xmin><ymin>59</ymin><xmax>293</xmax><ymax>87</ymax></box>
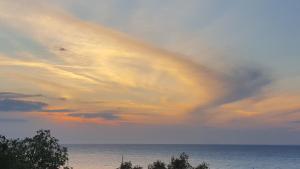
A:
<box><xmin>0</xmin><ymin>0</ymin><xmax>300</xmax><ymax>144</ymax></box>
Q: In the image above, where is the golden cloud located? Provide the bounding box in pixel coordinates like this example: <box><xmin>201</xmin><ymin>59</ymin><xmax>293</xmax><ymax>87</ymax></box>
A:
<box><xmin>0</xmin><ymin>1</ymin><xmax>224</xmax><ymax>124</ymax></box>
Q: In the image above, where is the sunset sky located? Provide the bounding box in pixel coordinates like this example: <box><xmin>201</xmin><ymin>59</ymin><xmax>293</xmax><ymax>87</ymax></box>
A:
<box><xmin>0</xmin><ymin>0</ymin><xmax>300</xmax><ymax>144</ymax></box>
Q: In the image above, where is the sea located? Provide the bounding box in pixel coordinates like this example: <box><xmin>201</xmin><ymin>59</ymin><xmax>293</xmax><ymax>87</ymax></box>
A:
<box><xmin>66</xmin><ymin>144</ymin><xmax>300</xmax><ymax>169</ymax></box>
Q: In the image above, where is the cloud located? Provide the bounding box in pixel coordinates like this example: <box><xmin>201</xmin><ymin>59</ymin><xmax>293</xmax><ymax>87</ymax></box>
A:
<box><xmin>0</xmin><ymin>92</ymin><xmax>43</xmax><ymax>100</ymax></box>
<box><xmin>0</xmin><ymin>92</ymin><xmax>68</xmax><ymax>102</ymax></box>
<box><xmin>69</xmin><ymin>111</ymin><xmax>120</xmax><ymax>120</ymax></box>
<box><xmin>0</xmin><ymin>118</ymin><xmax>27</xmax><ymax>123</ymax></box>
<box><xmin>0</xmin><ymin>99</ymin><xmax>47</xmax><ymax>112</ymax></box>
<box><xmin>218</xmin><ymin>66</ymin><xmax>272</xmax><ymax>105</ymax></box>
<box><xmin>0</xmin><ymin>0</ymin><xmax>295</xmax><ymax>129</ymax></box>
<box><xmin>194</xmin><ymin>92</ymin><xmax>300</xmax><ymax>129</ymax></box>
<box><xmin>192</xmin><ymin>66</ymin><xmax>272</xmax><ymax>118</ymax></box>
<box><xmin>0</xmin><ymin>0</ymin><xmax>223</xmax><ymax>123</ymax></box>
<box><xmin>42</xmin><ymin>109</ymin><xmax>74</xmax><ymax>113</ymax></box>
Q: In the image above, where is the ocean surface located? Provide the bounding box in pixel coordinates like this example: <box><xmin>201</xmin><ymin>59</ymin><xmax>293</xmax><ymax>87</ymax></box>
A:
<box><xmin>66</xmin><ymin>144</ymin><xmax>300</xmax><ymax>169</ymax></box>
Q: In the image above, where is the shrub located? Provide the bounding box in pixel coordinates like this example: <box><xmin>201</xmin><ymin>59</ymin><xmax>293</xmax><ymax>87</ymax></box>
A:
<box><xmin>133</xmin><ymin>165</ymin><xmax>143</xmax><ymax>169</ymax></box>
<box><xmin>118</xmin><ymin>161</ymin><xmax>133</xmax><ymax>169</ymax></box>
<box><xmin>118</xmin><ymin>153</ymin><xmax>209</xmax><ymax>169</ymax></box>
<box><xmin>148</xmin><ymin>160</ymin><xmax>167</xmax><ymax>169</ymax></box>
<box><xmin>167</xmin><ymin>153</ymin><xmax>193</xmax><ymax>169</ymax></box>
<box><xmin>0</xmin><ymin>129</ymin><xmax>72</xmax><ymax>169</ymax></box>
<box><xmin>195</xmin><ymin>162</ymin><xmax>209</xmax><ymax>169</ymax></box>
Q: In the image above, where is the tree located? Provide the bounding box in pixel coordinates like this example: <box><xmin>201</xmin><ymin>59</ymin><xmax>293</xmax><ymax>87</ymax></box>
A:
<box><xmin>0</xmin><ymin>135</ymin><xmax>34</xmax><ymax>169</ymax></box>
<box><xmin>117</xmin><ymin>161</ymin><xmax>143</xmax><ymax>169</ymax></box>
<box><xmin>118</xmin><ymin>161</ymin><xmax>133</xmax><ymax>169</ymax></box>
<box><xmin>22</xmin><ymin>129</ymin><xmax>69</xmax><ymax>169</ymax></box>
<box><xmin>117</xmin><ymin>153</ymin><xmax>210</xmax><ymax>169</ymax></box>
<box><xmin>133</xmin><ymin>165</ymin><xmax>143</xmax><ymax>169</ymax></box>
<box><xmin>167</xmin><ymin>153</ymin><xmax>193</xmax><ymax>169</ymax></box>
<box><xmin>195</xmin><ymin>162</ymin><xmax>209</xmax><ymax>169</ymax></box>
<box><xmin>148</xmin><ymin>160</ymin><xmax>167</xmax><ymax>169</ymax></box>
<box><xmin>0</xmin><ymin>129</ymin><xmax>72</xmax><ymax>169</ymax></box>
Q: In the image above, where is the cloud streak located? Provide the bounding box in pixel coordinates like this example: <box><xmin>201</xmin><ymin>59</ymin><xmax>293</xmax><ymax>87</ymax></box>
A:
<box><xmin>0</xmin><ymin>92</ymin><xmax>43</xmax><ymax>100</ymax></box>
<box><xmin>1</xmin><ymin>0</ymin><xmax>297</xmax><ymax>130</ymax></box>
<box><xmin>0</xmin><ymin>118</ymin><xmax>27</xmax><ymax>123</ymax></box>
<box><xmin>214</xmin><ymin>66</ymin><xmax>272</xmax><ymax>106</ymax></box>
<box><xmin>69</xmin><ymin>111</ymin><xmax>120</xmax><ymax>120</ymax></box>
<box><xmin>0</xmin><ymin>0</ymin><xmax>224</xmax><ymax>124</ymax></box>
<box><xmin>0</xmin><ymin>99</ymin><xmax>47</xmax><ymax>112</ymax></box>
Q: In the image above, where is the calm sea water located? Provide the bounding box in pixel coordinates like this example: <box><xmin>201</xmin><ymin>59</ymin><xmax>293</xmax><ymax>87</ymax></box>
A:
<box><xmin>66</xmin><ymin>144</ymin><xmax>300</xmax><ymax>169</ymax></box>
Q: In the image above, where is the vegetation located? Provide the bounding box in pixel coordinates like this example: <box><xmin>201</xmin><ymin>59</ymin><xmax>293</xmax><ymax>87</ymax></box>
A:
<box><xmin>0</xmin><ymin>129</ymin><xmax>72</xmax><ymax>169</ymax></box>
<box><xmin>195</xmin><ymin>162</ymin><xmax>209</xmax><ymax>169</ymax></box>
<box><xmin>0</xmin><ymin>129</ymin><xmax>209</xmax><ymax>169</ymax></box>
<box><xmin>148</xmin><ymin>160</ymin><xmax>167</xmax><ymax>169</ymax></box>
<box><xmin>118</xmin><ymin>152</ymin><xmax>209</xmax><ymax>169</ymax></box>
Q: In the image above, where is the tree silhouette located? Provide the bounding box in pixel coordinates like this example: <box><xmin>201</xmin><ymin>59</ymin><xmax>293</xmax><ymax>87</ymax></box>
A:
<box><xmin>0</xmin><ymin>129</ymin><xmax>72</xmax><ymax>169</ymax></box>
<box><xmin>117</xmin><ymin>153</ymin><xmax>209</xmax><ymax>169</ymax></box>
<box><xmin>0</xmin><ymin>135</ymin><xmax>28</xmax><ymax>169</ymax></box>
<box><xmin>118</xmin><ymin>161</ymin><xmax>133</xmax><ymax>169</ymax></box>
<box><xmin>148</xmin><ymin>160</ymin><xmax>167</xmax><ymax>169</ymax></box>
<box><xmin>195</xmin><ymin>162</ymin><xmax>209</xmax><ymax>169</ymax></box>
<box><xmin>117</xmin><ymin>161</ymin><xmax>144</xmax><ymax>169</ymax></box>
<box><xmin>167</xmin><ymin>153</ymin><xmax>193</xmax><ymax>169</ymax></box>
<box><xmin>2</xmin><ymin>130</ymin><xmax>211</xmax><ymax>169</ymax></box>
<box><xmin>133</xmin><ymin>165</ymin><xmax>143</xmax><ymax>169</ymax></box>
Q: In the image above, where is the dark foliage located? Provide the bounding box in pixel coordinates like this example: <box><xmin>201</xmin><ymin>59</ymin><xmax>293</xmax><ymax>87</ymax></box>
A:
<box><xmin>168</xmin><ymin>153</ymin><xmax>193</xmax><ymax>169</ymax></box>
<box><xmin>0</xmin><ymin>129</ymin><xmax>72</xmax><ymax>169</ymax></box>
<box><xmin>118</xmin><ymin>153</ymin><xmax>209</xmax><ymax>169</ymax></box>
<box><xmin>195</xmin><ymin>162</ymin><xmax>209</xmax><ymax>169</ymax></box>
<box><xmin>118</xmin><ymin>161</ymin><xmax>133</xmax><ymax>169</ymax></box>
<box><xmin>148</xmin><ymin>160</ymin><xmax>167</xmax><ymax>169</ymax></box>
<box><xmin>133</xmin><ymin>165</ymin><xmax>143</xmax><ymax>169</ymax></box>
<box><xmin>117</xmin><ymin>161</ymin><xmax>143</xmax><ymax>169</ymax></box>
<box><xmin>1</xmin><ymin>130</ymin><xmax>209</xmax><ymax>169</ymax></box>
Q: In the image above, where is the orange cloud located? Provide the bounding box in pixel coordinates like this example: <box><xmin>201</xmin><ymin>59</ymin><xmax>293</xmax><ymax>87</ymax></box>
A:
<box><xmin>0</xmin><ymin>0</ymin><xmax>224</xmax><ymax>124</ymax></box>
<box><xmin>1</xmin><ymin>1</ymin><xmax>298</xmax><ymax>130</ymax></box>
<box><xmin>197</xmin><ymin>91</ymin><xmax>300</xmax><ymax>129</ymax></box>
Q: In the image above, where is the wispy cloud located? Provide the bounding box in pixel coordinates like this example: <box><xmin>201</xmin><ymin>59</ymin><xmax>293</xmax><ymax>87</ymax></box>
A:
<box><xmin>0</xmin><ymin>92</ymin><xmax>43</xmax><ymax>100</ymax></box>
<box><xmin>221</xmin><ymin>66</ymin><xmax>272</xmax><ymax>104</ymax></box>
<box><xmin>0</xmin><ymin>0</ymin><xmax>223</xmax><ymax>124</ymax></box>
<box><xmin>0</xmin><ymin>99</ymin><xmax>47</xmax><ymax>112</ymax></box>
<box><xmin>1</xmin><ymin>0</ymin><xmax>299</xmax><ymax>130</ymax></box>
<box><xmin>0</xmin><ymin>118</ymin><xmax>27</xmax><ymax>123</ymax></box>
<box><xmin>194</xmin><ymin>92</ymin><xmax>300</xmax><ymax>129</ymax></box>
<box><xmin>42</xmin><ymin>109</ymin><xmax>74</xmax><ymax>113</ymax></box>
<box><xmin>69</xmin><ymin>111</ymin><xmax>120</xmax><ymax>120</ymax></box>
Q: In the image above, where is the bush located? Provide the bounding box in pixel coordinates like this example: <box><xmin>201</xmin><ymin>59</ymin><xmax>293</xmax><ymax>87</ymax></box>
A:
<box><xmin>168</xmin><ymin>153</ymin><xmax>193</xmax><ymax>169</ymax></box>
<box><xmin>118</xmin><ymin>153</ymin><xmax>209</xmax><ymax>169</ymax></box>
<box><xmin>1</xmin><ymin>130</ymin><xmax>209</xmax><ymax>169</ymax></box>
<box><xmin>133</xmin><ymin>165</ymin><xmax>143</xmax><ymax>169</ymax></box>
<box><xmin>195</xmin><ymin>162</ymin><xmax>209</xmax><ymax>169</ymax></box>
<box><xmin>0</xmin><ymin>129</ymin><xmax>72</xmax><ymax>169</ymax></box>
<box><xmin>118</xmin><ymin>161</ymin><xmax>133</xmax><ymax>169</ymax></box>
<box><xmin>148</xmin><ymin>160</ymin><xmax>167</xmax><ymax>169</ymax></box>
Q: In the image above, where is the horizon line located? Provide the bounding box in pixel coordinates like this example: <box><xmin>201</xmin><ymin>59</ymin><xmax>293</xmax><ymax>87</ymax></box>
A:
<box><xmin>62</xmin><ymin>143</ymin><xmax>300</xmax><ymax>146</ymax></box>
